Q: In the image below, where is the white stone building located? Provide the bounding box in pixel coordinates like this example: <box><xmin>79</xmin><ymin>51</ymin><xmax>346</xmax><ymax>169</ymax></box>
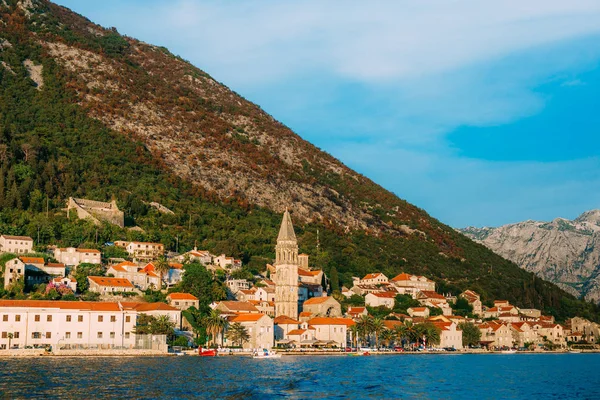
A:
<box><xmin>54</xmin><ymin>247</ymin><xmax>101</xmax><ymax>266</ymax></box>
<box><xmin>0</xmin><ymin>235</ymin><xmax>33</xmax><ymax>255</ymax></box>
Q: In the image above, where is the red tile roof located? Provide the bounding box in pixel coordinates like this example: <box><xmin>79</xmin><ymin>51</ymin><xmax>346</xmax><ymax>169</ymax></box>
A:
<box><xmin>307</xmin><ymin>317</ymin><xmax>355</xmax><ymax>326</ymax></box>
<box><xmin>88</xmin><ymin>276</ymin><xmax>134</xmax><ymax>288</ymax></box>
<box><xmin>231</xmin><ymin>313</ymin><xmax>268</xmax><ymax>322</ymax></box>
<box><xmin>370</xmin><ymin>292</ymin><xmax>396</xmax><ymax>298</ymax></box>
<box><xmin>298</xmin><ymin>268</ymin><xmax>321</xmax><ymax>277</ymax></box>
<box><xmin>218</xmin><ymin>301</ymin><xmax>259</xmax><ymax>312</ymax></box>
<box><xmin>419</xmin><ymin>291</ymin><xmax>445</xmax><ymax>300</ymax></box>
<box><xmin>0</xmin><ymin>300</ymin><xmax>120</xmax><ymax>311</ymax></box>
<box><xmin>167</xmin><ymin>293</ymin><xmax>198</xmax><ymax>301</ymax></box>
<box><xmin>274</xmin><ymin>315</ymin><xmax>300</xmax><ymax>324</ymax></box>
<box><xmin>76</xmin><ymin>249</ymin><xmax>101</xmax><ymax>254</ymax></box>
<box><xmin>303</xmin><ymin>296</ymin><xmax>334</xmax><ymax>305</ymax></box>
<box><xmin>20</xmin><ymin>257</ymin><xmax>44</xmax><ymax>264</ymax></box>
<box><xmin>362</xmin><ymin>273</ymin><xmax>385</xmax><ymax>280</ymax></box>
<box><xmin>1</xmin><ymin>235</ymin><xmax>33</xmax><ymax>241</ymax></box>
<box><xmin>287</xmin><ymin>329</ymin><xmax>307</xmax><ymax>336</ymax></box>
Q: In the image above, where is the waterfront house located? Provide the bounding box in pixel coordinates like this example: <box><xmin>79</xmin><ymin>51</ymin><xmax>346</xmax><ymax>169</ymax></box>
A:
<box><xmin>478</xmin><ymin>321</ymin><xmax>513</xmax><ymax>349</ymax></box>
<box><xmin>430</xmin><ymin>321</ymin><xmax>463</xmax><ymax>349</ymax></box>
<box><xmin>0</xmin><ymin>300</ymin><xmax>179</xmax><ymax>350</ymax></box>
<box><xmin>274</xmin><ymin>315</ymin><xmax>301</xmax><ymax>341</ymax></box>
<box><xmin>226</xmin><ymin>313</ymin><xmax>273</xmax><ymax>350</ymax></box>
<box><xmin>306</xmin><ymin>317</ymin><xmax>355</xmax><ymax>348</ymax></box>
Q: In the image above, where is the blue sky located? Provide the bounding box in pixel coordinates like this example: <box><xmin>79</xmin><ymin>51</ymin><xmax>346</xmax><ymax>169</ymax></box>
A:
<box><xmin>54</xmin><ymin>0</ymin><xmax>600</xmax><ymax>228</ymax></box>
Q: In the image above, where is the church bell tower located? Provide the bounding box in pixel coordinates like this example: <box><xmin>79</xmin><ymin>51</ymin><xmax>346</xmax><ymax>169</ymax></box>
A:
<box><xmin>274</xmin><ymin>209</ymin><xmax>299</xmax><ymax>319</ymax></box>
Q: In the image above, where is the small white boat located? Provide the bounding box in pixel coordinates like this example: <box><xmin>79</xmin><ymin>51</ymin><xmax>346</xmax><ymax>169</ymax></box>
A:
<box><xmin>569</xmin><ymin>350</ymin><xmax>582</xmax><ymax>353</ymax></box>
<box><xmin>501</xmin><ymin>350</ymin><xmax>517</xmax><ymax>354</ymax></box>
<box><xmin>252</xmin><ymin>350</ymin><xmax>282</xmax><ymax>359</ymax></box>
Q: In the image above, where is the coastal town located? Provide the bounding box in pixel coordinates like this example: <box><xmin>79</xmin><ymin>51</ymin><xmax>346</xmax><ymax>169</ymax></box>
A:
<box><xmin>0</xmin><ymin>199</ymin><xmax>599</xmax><ymax>356</ymax></box>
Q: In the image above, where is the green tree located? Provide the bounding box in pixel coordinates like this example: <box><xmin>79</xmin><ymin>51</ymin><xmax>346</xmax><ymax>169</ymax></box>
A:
<box><xmin>458</xmin><ymin>322</ymin><xmax>481</xmax><ymax>347</ymax></box>
<box><xmin>203</xmin><ymin>309</ymin><xmax>228</xmax><ymax>347</ymax></box>
<box><xmin>225</xmin><ymin>322</ymin><xmax>250</xmax><ymax>347</ymax></box>
<box><xmin>371</xmin><ymin>317</ymin><xmax>385</xmax><ymax>349</ymax></box>
<box><xmin>153</xmin><ymin>256</ymin><xmax>170</xmax><ymax>290</ymax></box>
<box><xmin>329</xmin><ymin>266</ymin><xmax>339</xmax><ymax>292</ymax></box>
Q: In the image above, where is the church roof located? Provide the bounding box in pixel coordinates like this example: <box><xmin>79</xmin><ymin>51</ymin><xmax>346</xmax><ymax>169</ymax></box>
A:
<box><xmin>277</xmin><ymin>209</ymin><xmax>297</xmax><ymax>242</ymax></box>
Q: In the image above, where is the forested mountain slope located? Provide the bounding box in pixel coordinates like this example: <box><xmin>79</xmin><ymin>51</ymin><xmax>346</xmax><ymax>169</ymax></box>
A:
<box><xmin>0</xmin><ymin>0</ymin><xmax>598</xmax><ymax>321</ymax></box>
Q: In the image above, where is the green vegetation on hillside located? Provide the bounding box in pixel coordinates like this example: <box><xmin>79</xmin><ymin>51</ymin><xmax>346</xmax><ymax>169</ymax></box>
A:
<box><xmin>0</xmin><ymin>0</ymin><xmax>599</xmax><ymax>322</ymax></box>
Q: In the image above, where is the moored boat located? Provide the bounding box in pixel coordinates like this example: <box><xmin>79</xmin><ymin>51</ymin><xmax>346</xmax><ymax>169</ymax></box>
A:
<box><xmin>501</xmin><ymin>350</ymin><xmax>517</xmax><ymax>354</ymax></box>
<box><xmin>198</xmin><ymin>347</ymin><xmax>218</xmax><ymax>357</ymax></box>
<box><xmin>252</xmin><ymin>349</ymin><xmax>282</xmax><ymax>359</ymax></box>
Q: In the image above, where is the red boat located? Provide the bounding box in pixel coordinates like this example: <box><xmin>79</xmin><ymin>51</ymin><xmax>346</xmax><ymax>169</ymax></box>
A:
<box><xmin>198</xmin><ymin>347</ymin><xmax>218</xmax><ymax>357</ymax></box>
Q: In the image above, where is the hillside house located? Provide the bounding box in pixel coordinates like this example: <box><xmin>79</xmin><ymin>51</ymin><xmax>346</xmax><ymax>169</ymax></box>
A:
<box><xmin>0</xmin><ymin>235</ymin><xmax>33</xmax><ymax>254</ymax></box>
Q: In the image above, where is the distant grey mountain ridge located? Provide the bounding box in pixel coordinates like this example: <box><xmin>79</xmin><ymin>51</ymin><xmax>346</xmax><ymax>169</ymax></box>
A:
<box><xmin>460</xmin><ymin>210</ymin><xmax>600</xmax><ymax>303</ymax></box>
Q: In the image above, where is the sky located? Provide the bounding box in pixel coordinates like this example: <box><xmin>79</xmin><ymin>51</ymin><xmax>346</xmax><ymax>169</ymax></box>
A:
<box><xmin>54</xmin><ymin>0</ymin><xmax>600</xmax><ymax>228</ymax></box>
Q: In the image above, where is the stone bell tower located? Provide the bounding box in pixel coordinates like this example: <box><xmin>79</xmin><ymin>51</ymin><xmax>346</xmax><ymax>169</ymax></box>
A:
<box><xmin>274</xmin><ymin>209</ymin><xmax>299</xmax><ymax>319</ymax></box>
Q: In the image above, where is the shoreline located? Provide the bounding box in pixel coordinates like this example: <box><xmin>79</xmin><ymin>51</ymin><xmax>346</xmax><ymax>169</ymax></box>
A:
<box><xmin>2</xmin><ymin>349</ymin><xmax>599</xmax><ymax>358</ymax></box>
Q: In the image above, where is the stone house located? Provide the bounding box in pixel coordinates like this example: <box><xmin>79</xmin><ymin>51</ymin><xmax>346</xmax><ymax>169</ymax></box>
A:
<box><xmin>107</xmin><ymin>262</ymin><xmax>160</xmax><ymax>291</ymax></box>
<box><xmin>478</xmin><ymin>321</ymin><xmax>513</xmax><ymax>349</ymax></box>
<box><xmin>360</xmin><ymin>273</ymin><xmax>389</xmax><ymax>286</ymax></box>
<box><xmin>365</xmin><ymin>292</ymin><xmax>396</xmax><ymax>309</ymax></box>
<box><xmin>54</xmin><ymin>247</ymin><xmax>101</xmax><ymax>266</ymax></box>
<box><xmin>431</xmin><ymin>321</ymin><xmax>463</xmax><ymax>349</ymax></box>
<box><xmin>125</xmin><ymin>242</ymin><xmax>164</xmax><ymax>262</ymax></box>
<box><xmin>306</xmin><ymin>317</ymin><xmax>355</xmax><ymax>348</ymax></box>
<box><xmin>459</xmin><ymin>290</ymin><xmax>483</xmax><ymax>316</ymax></box>
<box><xmin>390</xmin><ymin>273</ymin><xmax>435</xmax><ymax>294</ymax></box>
<box><xmin>274</xmin><ymin>315</ymin><xmax>300</xmax><ymax>341</ymax></box>
<box><xmin>226</xmin><ymin>313</ymin><xmax>273</xmax><ymax>350</ymax></box>
<box><xmin>302</xmin><ymin>296</ymin><xmax>341</xmax><ymax>317</ymax></box>
<box><xmin>52</xmin><ymin>276</ymin><xmax>78</xmax><ymax>293</ymax></box>
<box><xmin>0</xmin><ymin>235</ymin><xmax>33</xmax><ymax>255</ymax></box>
<box><xmin>347</xmin><ymin>306</ymin><xmax>368</xmax><ymax>319</ymax></box>
<box><xmin>215</xmin><ymin>301</ymin><xmax>260</xmax><ymax>315</ymax></box>
<box><xmin>3</xmin><ymin>258</ymin><xmax>25</xmax><ymax>289</ymax></box>
<box><xmin>510</xmin><ymin>322</ymin><xmax>538</xmax><ymax>347</ymax></box>
<box><xmin>166</xmin><ymin>293</ymin><xmax>200</xmax><ymax>310</ymax></box>
<box><xmin>87</xmin><ymin>276</ymin><xmax>135</xmax><ymax>293</ymax></box>
<box><xmin>407</xmin><ymin>307</ymin><xmax>430</xmax><ymax>318</ymax></box>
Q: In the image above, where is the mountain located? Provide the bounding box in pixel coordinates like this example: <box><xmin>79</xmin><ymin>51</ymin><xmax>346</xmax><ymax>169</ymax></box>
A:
<box><xmin>1</xmin><ymin>0</ymin><xmax>598</xmax><ymax>321</ymax></box>
<box><xmin>461</xmin><ymin>210</ymin><xmax>600</xmax><ymax>303</ymax></box>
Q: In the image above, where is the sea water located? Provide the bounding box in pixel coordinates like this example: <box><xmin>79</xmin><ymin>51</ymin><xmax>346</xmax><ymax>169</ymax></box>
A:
<box><xmin>0</xmin><ymin>353</ymin><xmax>598</xmax><ymax>399</ymax></box>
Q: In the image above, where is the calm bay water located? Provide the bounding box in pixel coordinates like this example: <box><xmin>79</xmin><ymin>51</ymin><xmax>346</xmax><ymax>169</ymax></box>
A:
<box><xmin>0</xmin><ymin>354</ymin><xmax>598</xmax><ymax>399</ymax></box>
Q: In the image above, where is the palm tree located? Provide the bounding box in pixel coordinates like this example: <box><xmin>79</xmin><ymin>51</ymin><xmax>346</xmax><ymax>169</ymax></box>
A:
<box><xmin>393</xmin><ymin>325</ymin><xmax>406</xmax><ymax>347</ymax></box>
<box><xmin>371</xmin><ymin>317</ymin><xmax>385</xmax><ymax>350</ymax></box>
<box><xmin>226</xmin><ymin>322</ymin><xmax>250</xmax><ymax>347</ymax></box>
<box><xmin>154</xmin><ymin>256</ymin><xmax>170</xmax><ymax>290</ymax></box>
<box><xmin>349</xmin><ymin>325</ymin><xmax>359</xmax><ymax>350</ymax></box>
<box><xmin>402</xmin><ymin>320</ymin><xmax>418</xmax><ymax>348</ymax></box>
<box><xmin>422</xmin><ymin>323</ymin><xmax>441</xmax><ymax>347</ymax></box>
<box><xmin>357</xmin><ymin>315</ymin><xmax>374</xmax><ymax>347</ymax></box>
<box><xmin>7</xmin><ymin>332</ymin><xmax>13</xmax><ymax>350</ymax></box>
<box><xmin>380</xmin><ymin>329</ymin><xmax>393</xmax><ymax>349</ymax></box>
<box><xmin>203</xmin><ymin>309</ymin><xmax>228</xmax><ymax>347</ymax></box>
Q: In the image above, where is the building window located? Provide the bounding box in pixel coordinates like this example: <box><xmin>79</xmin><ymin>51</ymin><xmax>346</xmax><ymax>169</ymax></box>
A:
<box><xmin>14</xmin><ymin>332</ymin><xmax>19</xmax><ymax>339</ymax></box>
<box><xmin>97</xmin><ymin>332</ymin><xmax>103</xmax><ymax>339</ymax></box>
<box><xmin>66</xmin><ymin>315</ymin><xmax>72</xmax><ymax>322</ymax></box>
<box><xmin>1</xmin><ymin>332</ymin><xmax>6</xmax><ymax>338</ymax></box>
<box><xmin>125</xmin><ymin>332</ymin><xmax>130</xmax><ymax>339</ymax></box>
<box><xmin>110</xmin><ymin>332</ymin><xmax>115</xmax><ymax>339</ymax></box>
<box><xmin>78</xmin><ymin>315</ymin><xmax>83</xmax><ymax>322</ymax></box>
<box><xmin>110</xmin><ymin>316</ymin><xmax>116</xmax><ymax>322</ymax></box>
<box><xmin>15</xmin><ymin>315</ymin><xmax>21</xmax><ymax>322</ymax></box>
<box><xmin>47</xmin><ymin>315</ymin><xmax>52</xmax><ymax>322</ymax></box>
<box><xmin>32</xmin><ymin>332</ymin><xmax>41</xmax><ymax>339</ymax></box>
<box><xmin>34</xmin><ymin>315</ymin><xmax>40</xmax><ymax>322</ymax></box>
<box><xmin>125</xmin><ymin>316</ymin><xmax>131</xmax><ymax>323</ymax></box>
<box><xmin>98</xmin><ymin>316</ymin><xmax>103</xmax><ymax>322</ymax></box>
<box><xmin>2</xmin><ymin>315</ymin><xmax>7</xmax><ymax>322</ymax></box>
<box><xmin>77</xmin><ymin>332</ymin><xmax>83</xmax><ymax>339</ymax></box>
<box><xmin>46</xmin><ymin>332</ymin><xmax>51</xmax><ymax>339</ymax></box>
<box><xmin>65</xmin><ymin>332</ymin><xmax>71</xmax><ymax>339</ymax></box>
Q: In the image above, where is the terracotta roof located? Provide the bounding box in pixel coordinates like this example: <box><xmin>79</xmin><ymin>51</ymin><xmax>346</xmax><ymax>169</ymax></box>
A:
<box><xmin>129</xmin><ymin>242</ymin><xmax>164</xmax><ymax>246</ymax></box>
<box><xmin>409</xmin><ymin>307</ymin><xmax>426</xmax><ymax>312</ymax></box>
<box><xmin>121</xmin><ymin>302</ymin><xmax>179</xmax><ymax>312</ymax></box>
<box><xmin>274</xmin><ymin>315</ymin><xmax>300</xmax><ymax>325</ymax></box>
<box><xmin>1</xmin><ymin>235</ymin><xmax>33</xmax><ymax>241</ymax></box>
<box><xmin>110</xmin><ymin>265</ymin><xmax>127</xmax><ymax>273</ymax></box>
<box><xmin>391</xmin><ymin>273</ymin><xmax>412</xmax><ymax>282</ymax></box>
<box><xmin>298</xmin><ymin>268</ymin><xmax>321</xmax><ymax>277</ymax></box>
<box><xmin>307</xmin><ymin>317</ymin><xmax>355</xmax><ymax>326</ymax></box>
<box><xmin>167</xmin><ymin>293</ymin><xmax>198</xmax><ymax>301</ymax></box>
<box><xmin>231</xmin><ymin>313</ymin><xmax>267</xmax><ymax>322</ymax></box>
<box><xmin>169</xmin><ymin>263</ymin><xmax>183</xmax><ymax>269</ymax></box>
<box><xmin>362</xmin><ymin>273</ymin><xmax>385</xmax><ymax>280</ymax></box>
<box><xmin>383</xmin><ymin>320</ymin><xmax>404</xmax><ymax>329</ymax></box>
<box><xmin>0</xmin><ymin>300</ymin><xmax>120</xmax><ymax>311</ymax></box>
<box><xmin>370</xmin><ymin>292</ymin><xmax>396</xmax><ymax>298</ymax></box>
<box><xmin>218</xmin><ymin>301</ymin><xmax>259</xmax><ymax>312</ymax></box>
<box><xmin>20</xmin><ymin>257</ymin><xmax>44</xmax><ymax>264</ymax></box>
<box><xmin>418</xmin><ymin>291</ymin><xmax>445</xmax><ymax>300</ymax></box>
<box><xmin>88</xmin><ymin>276</ymin><xmax>134</xmax><ymax>288</ymax></box>
<box><xmin>287</xmin><ymin>329</ymin><xmax>307</xmax><ymax>336</ymax></box>
<box><xmin>347</xmin><ymin>307</ymin><xmax>366</xmax><ymax>314</ymax></box>
<box><xmin>303</xmin><ymin>296</ymin><xmax>334</xmax><ymax>305</ymax></box>
<box><xmin>45</xmin><ymin>263</ymin><xmax>66</xmax><ymax>268</ymax></box>
<box><xmin>299</xmin><ymin>312</ymin><xmax>313</xmax><ymax>317</ymax></box>
<box><xmin>76</xmin><ymin>249</ymin><xmax>101</xmax><ymax>254</ymax></box>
